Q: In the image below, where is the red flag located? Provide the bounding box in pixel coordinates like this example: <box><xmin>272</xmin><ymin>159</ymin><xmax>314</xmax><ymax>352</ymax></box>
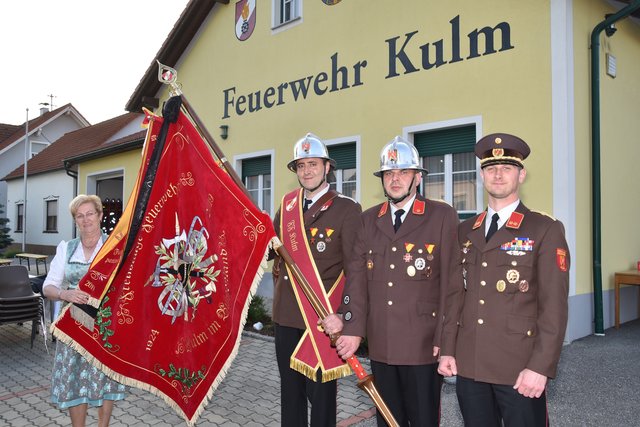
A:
<box><xmin>52</xmin><ymin>100</ymin><xmax>276</xmax><ymax>425</ymax></box>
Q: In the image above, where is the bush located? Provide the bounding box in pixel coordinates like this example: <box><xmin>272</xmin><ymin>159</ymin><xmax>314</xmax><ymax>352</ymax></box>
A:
<box><xmin>247</xmin><ymin>295</ymin><xmax>271</xmax><ymax>324</ymax></box>
<box><xmin>1</xmin><ymin>249</ymin><xmax>20</xmax><ymax>258</ymax></box>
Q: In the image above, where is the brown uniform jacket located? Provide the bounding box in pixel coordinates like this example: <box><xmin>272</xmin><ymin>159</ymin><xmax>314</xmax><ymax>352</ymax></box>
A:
<box><xmin>340</xmin><ymin>195</ymin><xmax>462</xmax><ymax>365</ymax></box>
<box><xmin>441</xmin><ymin>202</ymin><xmax>570</xmax><ymax>385</ymax></box>
<box><xmin>272</xmin><ymin>192</ymin><xmax>362</xmax><ymax>330</ymax></box>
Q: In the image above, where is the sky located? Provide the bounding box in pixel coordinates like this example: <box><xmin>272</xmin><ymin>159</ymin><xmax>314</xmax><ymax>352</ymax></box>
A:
<box><xmin>1</xmin><ymin>0</ymin><xmax>191</xmax><ymax>126</ymax></box>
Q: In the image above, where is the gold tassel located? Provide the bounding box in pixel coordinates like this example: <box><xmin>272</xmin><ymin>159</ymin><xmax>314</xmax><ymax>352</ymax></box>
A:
<box><xmin>290</xmin><ymin>357</ymin><xmax>319</xmax><ymax>381</ymax></box>
<box><xmin>321</xmin><ymin>364</ymin><xmax>352</xmax><ymax>383</ymax></box>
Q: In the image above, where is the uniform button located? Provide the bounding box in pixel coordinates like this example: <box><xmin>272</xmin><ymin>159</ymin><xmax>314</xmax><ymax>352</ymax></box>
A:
<box><xmin>388</xmin><ymin>301</ymin><xmax>393</xmax><ymax>306</ymax></box>
<box><xmin>388</xmin><ymin>282</ymin><xmax>393</xmax><ymax>287</ymax></box>
<box><xmin>392</xmin><ymin>247</ymin><xmax>397</xmax><ymax>252</ymax></box>
<box><xmin>479</xmin><ymin>299</ymin><xmax>485</xmax><ymax>305</ymax></box>
<box><xmin>482</xmin><ymin>262</ymin><xmax>488</xmax><ymax>267</ymax></box>
<box><xmin>511</xmin><ymin>261</ymin><xmax>518</xmax><ymax>266</ymax></box>
<box><xmin>432</xmin><ymin>311</ymin><xmax>437</xmax><ymax>317</ymax></box>
<box><xmin>369</xmin><ymin>250</ymin><xmax>372</xmax><ymax>254</ymax></box>
<box><xmin>284</xmin><ymin>276</ymin><xmax>289</xmax><ymax>281</ymax></box>
<box><xmin>527</xmin><ymin>330</ymin><xmax>532</xmax><ymax>336</ymax></box>
<box><xmin>481</xmin><ymin>281</ymin><xmax>486</xmax><ymax>286</ymax></box>
<box><xmin>478</xmin><ymin>319</ymin><xmax>484</xmax><ymax>325</ymax></box>
<box><xmin>390</xmin><ymin>264</ymin><xmax>395</xmax><ymax>269</ymax></box>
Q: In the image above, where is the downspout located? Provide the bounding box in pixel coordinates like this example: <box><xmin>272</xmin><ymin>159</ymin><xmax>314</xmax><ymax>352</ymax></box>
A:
<box><xmin>590</xmin><ymin>1</ymin><xmax>640</xmax><ymax>335</ymax></box>
<box><xmin>64</xmin><ymin>160</ymin><xmax>78</xmax><ymax>239</ymax></box>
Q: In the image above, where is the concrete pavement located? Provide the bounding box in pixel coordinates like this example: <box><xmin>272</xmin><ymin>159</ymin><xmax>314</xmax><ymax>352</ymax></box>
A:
<box><xmin>1</xmin><ymin>258</ymin><xmax>638</xmax><ymax>426</ymax></box>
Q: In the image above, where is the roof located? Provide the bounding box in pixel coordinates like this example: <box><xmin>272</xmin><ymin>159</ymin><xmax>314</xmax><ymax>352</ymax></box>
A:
<box><xmin>0</xmin><ymin>123</ymin><xmax>21</xmax><ymax>144</ymax></box>
<box><xmin>125</xmin><ymin>0</ymin><xmax>229</xmax><ymax>113</ymax></box>
<box><xmin>0</xmin><ymin>103</ymin><xmax>90</xmax><ymax>153</ymax></box>
<box><xmin>63</xmin><ymin>129</ymin><xmax>146</xmax><ymax>165</ymax></box>
<box><xmin>2</xmin><ymin>113</ymin><xmax>143</xmax><ymax>181</ymax></box>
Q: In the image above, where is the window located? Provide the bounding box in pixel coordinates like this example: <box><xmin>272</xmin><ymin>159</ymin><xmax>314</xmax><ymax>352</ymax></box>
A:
<box><xmin>327</xmin><ymin>143</ymin><xmax>357</xmax><ymax>200</ymax></box>
<box><xmin>415</xmin><ymin>125</ymin><xmax>478</xmax><ymax>219</ymax></box>
<box><xmin>242</xmin><ymin>156</ymin><xmax>272</xmax><ymax>215</ymax></box>
<box><xmin>16</xmin><ymin>203</ymin><xmax>24</xmax><ymax>232</ymax></box>
<box><xmin>274</xmin><ymin>0</ymin><xmax>300</xmax><ymax>27</ymax></box>
<box><xmin>44</xmin><ymin>198</ymin><xmax>58</xmax><ymax>232</ymax></box>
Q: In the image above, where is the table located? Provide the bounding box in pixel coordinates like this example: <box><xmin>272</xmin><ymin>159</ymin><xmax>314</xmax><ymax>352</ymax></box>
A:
<box><xmin>16</xmin><ymin>253</ymin><xmax>49</xmax><ymax>275</ymax></box>
<box><xmin>0</xmin><ymin>259</ymin><xmax>12</xmax><ymax>266</ymax></box>
<box><xmin>614</xmin><ymin>269</ymin><xmax>640</xmax><ymax>329</ymax></box>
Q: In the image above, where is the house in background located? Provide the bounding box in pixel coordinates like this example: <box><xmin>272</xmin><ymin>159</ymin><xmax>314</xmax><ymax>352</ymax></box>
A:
<box><xmin>125</xmin><ymin>0</ymin><xmax>640</xmax><ymax>341</ymax></box>
<box><xmin>2</xmin><ymin>113</ymin><xmax>144</xmax><ymax>254</ymax></box>
<box><xmin>0</xmin><ymin>104</ymin><xmax>89</xmax><ymax>220</ymax></box>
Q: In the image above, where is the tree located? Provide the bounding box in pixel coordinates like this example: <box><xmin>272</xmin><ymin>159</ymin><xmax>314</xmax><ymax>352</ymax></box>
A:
<box><xmin>0</xmin><ymin>204</ymin><xmax>13</xmax><ymax>251</ymax></box>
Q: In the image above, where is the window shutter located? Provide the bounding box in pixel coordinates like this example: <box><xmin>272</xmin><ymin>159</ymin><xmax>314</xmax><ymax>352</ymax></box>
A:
<box><xmin>414</xmin><ymin>125</ymin><xmax>476</xmax><ymax>157</ymax></box>
<box><xmin>242</xmin><ymin>156</ymin><xmax>271</xmax><ymax>180</ymax></box>
<box><xmin>328</xmin><ymin>143</ymin><xmax>356</xmax><ymax>169</ymax></box>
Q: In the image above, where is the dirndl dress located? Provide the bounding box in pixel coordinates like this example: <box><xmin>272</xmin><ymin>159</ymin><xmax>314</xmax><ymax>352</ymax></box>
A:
<box><xmin>51</xmin><ymin>237</ymin><xmax>127</xmax><ymax>409</ymax></box>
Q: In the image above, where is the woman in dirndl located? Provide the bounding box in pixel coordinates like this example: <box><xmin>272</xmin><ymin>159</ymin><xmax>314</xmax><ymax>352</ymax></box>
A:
<box><xmin>42</xmin><ymin>194</ymin><xmax>126</xmax><ymax>426</ymax></box>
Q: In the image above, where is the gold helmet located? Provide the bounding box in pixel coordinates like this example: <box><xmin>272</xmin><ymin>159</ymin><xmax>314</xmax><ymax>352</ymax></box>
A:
<box><xmin>287</xmin><ymin>133</ymin><xmax>336</xmax><ymax>172</ymax></box>
<box><xmin>373</xmin><ymin>136</ymin><xmax>427</xmax><ymax>177</ymax></box>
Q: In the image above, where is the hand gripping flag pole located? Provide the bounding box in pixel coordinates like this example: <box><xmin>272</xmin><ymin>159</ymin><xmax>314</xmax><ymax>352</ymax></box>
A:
<box><xmin>157</xmin><ymin>62</ymin><xmax>399</xmax><ymax>427</ymax></box>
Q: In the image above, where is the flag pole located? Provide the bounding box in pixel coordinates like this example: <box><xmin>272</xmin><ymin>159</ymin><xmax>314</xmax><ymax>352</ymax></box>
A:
<box><xmin>155</xmin><ymin>62</ymin><xmax>399</xmax><ymax>427</ymax></box>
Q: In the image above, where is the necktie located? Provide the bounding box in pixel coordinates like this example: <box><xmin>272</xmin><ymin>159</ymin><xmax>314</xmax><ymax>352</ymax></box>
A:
<box><xmin>303</xmin><ymin>199</ymin><xmax>312</xmax><ymax>213</ymax></box>
<box><xmin>394</xmin><ymin>209</ymin><xmax>405</xmax><ymax>233</ymax></box>
<box><xmin>486</xmin><ymin>213</ymin><xmax>500</xmax><ymax>242</ymax></box>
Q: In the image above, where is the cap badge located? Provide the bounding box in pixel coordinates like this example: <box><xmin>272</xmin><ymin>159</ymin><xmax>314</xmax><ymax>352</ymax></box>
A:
<box><xmin>302</xmin><ymin>141</ymin><xmax>311</xmax><ymax>153</ymax></box>
<box><xmin>495</xmin><ymin>137</ymin><xmax>502</xmax><ymax>144</ymax></box>
<box><xmin>492</xmin><ymin>148</ymin><xmax>504</xmax><ymax>158</ymax></box>
<box><xmin>388</xmin><ymin>148</ymin><xmax>398</xmax><ymax>163</ymax></box>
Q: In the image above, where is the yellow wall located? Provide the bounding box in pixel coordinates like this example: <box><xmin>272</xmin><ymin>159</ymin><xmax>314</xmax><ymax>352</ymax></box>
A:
<box><xmin>572</xmin><ymin>1</ymin><xmax>640</xmax><ymax>296</ymax></box>
<box><xmin>164</xmin><ymin>1</ymin><xmax>556</xmax><ymax>209</ymax></box>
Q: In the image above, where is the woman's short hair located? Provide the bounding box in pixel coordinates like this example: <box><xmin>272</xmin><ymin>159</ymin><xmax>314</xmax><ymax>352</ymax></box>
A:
<box><xmin>69</xmin><ymin>194</ymin><xmax>103</xmax><ymax>217</ymax></box>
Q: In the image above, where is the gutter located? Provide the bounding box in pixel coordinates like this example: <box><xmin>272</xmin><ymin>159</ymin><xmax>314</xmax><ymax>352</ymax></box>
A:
<box><xmin>589</xmin><ymin>0</ymin><xmax>640</xmax><ymax>335</ymax></box>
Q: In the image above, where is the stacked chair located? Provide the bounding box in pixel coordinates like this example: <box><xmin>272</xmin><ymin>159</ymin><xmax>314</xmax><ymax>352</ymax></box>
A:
<box><xmin>0</xmin><ymin>265</ymin><xmax>45</xmax><ymax>348</ymax></box>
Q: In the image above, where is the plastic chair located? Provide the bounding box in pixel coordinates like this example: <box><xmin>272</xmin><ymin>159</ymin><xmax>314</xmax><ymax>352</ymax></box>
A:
<box><xmin>0</xmin><ymin>266</ymin><xmax>45</xmax><ymax>348</ymax></box>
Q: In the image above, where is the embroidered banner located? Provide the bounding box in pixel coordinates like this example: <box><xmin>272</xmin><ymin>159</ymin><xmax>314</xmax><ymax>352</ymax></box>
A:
<box><xmin>52</xmin><ymin>100</ymin><xmax>276</xmax><ymax>425</ymax></box>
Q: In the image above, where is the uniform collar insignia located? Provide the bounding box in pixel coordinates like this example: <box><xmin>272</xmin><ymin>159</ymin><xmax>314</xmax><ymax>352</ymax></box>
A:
<box><xmin>320</xmin><ymin>199</ymin><xmax>333</xmax><ymax>211</ymax></box>
<box><xmin>506</xmin><ymin>211</ymin><xmax>524</xmax><ymax>229</ymax></box>
<box><xmin>378</xmin><ymin>202</ymin><xmax>389</xmax><ymax>217</ymax></box>
<box><xmin>473</xmin><ymin>211</ymin><xmax>487</xmax><ymax>229</ymax></box>
<box><xmin>412</xmin><ymin>199</ymin><xmax>425</xmax><ymax>215</ymax></box>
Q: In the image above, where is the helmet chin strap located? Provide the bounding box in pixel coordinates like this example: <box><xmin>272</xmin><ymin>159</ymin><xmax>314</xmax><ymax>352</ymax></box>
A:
<box><xmin>382</xmin><ymin>175</ymin><xmax>415</xmax><ymax>205</ymax></box>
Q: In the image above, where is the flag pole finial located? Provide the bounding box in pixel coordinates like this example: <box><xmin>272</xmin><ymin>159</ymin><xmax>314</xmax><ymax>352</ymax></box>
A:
<box><xmin>157</xmin><ymin>60</ymin><xmax>183</xmax><ymax>96</ymax></box>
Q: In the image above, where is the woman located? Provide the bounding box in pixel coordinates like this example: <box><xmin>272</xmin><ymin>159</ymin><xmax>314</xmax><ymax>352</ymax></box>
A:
<box><xmin>42</xmin><ymin>194</ymin><xmax>126</xmax><ymax>427</ymax></box>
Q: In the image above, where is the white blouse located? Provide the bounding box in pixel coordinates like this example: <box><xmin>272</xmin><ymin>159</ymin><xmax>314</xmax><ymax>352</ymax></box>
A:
<box><xmin>42</xmin><ymin>239</ymin><xmax>104</xmax><ymax>292</ymax></box>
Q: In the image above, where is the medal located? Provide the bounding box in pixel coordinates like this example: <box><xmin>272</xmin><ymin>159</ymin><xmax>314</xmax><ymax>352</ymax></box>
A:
<box><xmin>519</xmin><ymin>280</ymin><xmax>529</xmax><ymax>292</ymax></box>
<box><xmin>407</xmin><ymin>265</ymin><xmax>416</xmax><ymax>277</ymax></box>
<box><xmin>506</xmin><ymin>269</ymin><xmax>520</xmax><ymax>284</ymax></box>
<box><xmin>316</xmin><ymin>241</ymin><xmax>326</xmax><ymax>252</ymax></box>
<box><xmin>403</xmin><ymin>253</ymin><xmax>413</xmax><ymax>263</ymax></box>
<box><xmin>496</xmin><ymin>280</ymin><xmax>506</xmax><ymax>292</ymax></box>
<box><xmin>415</xmin><ymin>257</ymin><xmax>426</xmax><ymax>270</ymax></box>
<box><xmin>425</xmin><ymin>265</ymin><xmax>432</xmax><ymax>278</ymax></box>
<box><xmin>367</xmin><ymin>259</ymin><xmax>374</xmax><ymax>270</ymax></box>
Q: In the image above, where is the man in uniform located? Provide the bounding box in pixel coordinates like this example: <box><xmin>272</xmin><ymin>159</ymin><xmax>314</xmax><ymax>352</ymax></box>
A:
<box><xmin>272</xmin><ymin>133</ymin><xmax>361</xmax><ymax>426</ymax></box>
<box><xmin>438</xmin><ymin>133</ymin><xmax>570</xmax><ymax>426</ymax></box>
<box><xmin>323</xmin><ymin>136</ymin><xmax>462</xmax><ymax>426</ymax></box>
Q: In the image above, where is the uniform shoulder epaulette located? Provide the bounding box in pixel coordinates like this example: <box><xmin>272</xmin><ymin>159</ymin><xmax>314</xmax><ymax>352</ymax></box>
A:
<box><xmin>337</xmin><ymin>194</ymin><xmax>358</xmax><ymax>204</ymax></box>
<box><xmin>530</xmin><ymin>209</ymin><xmax>557</xmax><ymax>221</ymax></box>
<box><xmin>429</xmin><ymin>198</ymin><xmax>452</xmax><ymax>207</ymax></box>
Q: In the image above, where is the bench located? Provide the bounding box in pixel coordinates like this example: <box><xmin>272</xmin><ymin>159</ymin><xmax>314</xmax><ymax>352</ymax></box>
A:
<box><xmin>0</xmin><ymin>259</ymin><xmax>12</xmax><ymax>267</ymax></box>
<box><xmin>16</xmin><ymin>253</ymin><xmax>49</xmax><ymax>275</ymax></box>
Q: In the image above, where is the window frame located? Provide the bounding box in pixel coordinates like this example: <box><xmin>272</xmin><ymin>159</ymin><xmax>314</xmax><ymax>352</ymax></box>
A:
<box><xmin>325</xmin><ymin>137</ymin><xmax>361</xmax><ymax>202</ymax></box>
<box><xmin>16</xmin><ymin>202</ymin><xmax>24</xmax><ymax>233</ymax></box>
<box><xmin>272</xmin><ymin>0</ymin><xmax>302</xmax><ymax>32</ymax></box>
<box><xmin>43</xmin><ymin>197</ymin><xmax>59</xmax><ymax>233</ymax></box>
<box><xmin>403</xmin><ymin>117</ymin><xmax>484</xmax><ymax>219</ymax></box>
<box><xmin>234</xmin><ymin>150</ymin><xmax>275</xmax><ymax>216</ymax></box>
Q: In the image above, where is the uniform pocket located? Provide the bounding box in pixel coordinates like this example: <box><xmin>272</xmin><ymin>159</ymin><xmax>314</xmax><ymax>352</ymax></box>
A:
<box><xmin>506</xmin><ymin>314</ymin><xmax>536</xmax><ymax>337</ymax></box>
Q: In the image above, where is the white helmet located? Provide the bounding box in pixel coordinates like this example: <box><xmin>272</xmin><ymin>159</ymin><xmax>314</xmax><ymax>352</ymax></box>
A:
<box><xmin>373</xmin><ymin>136</ymin><xmax>428</xmax><ymax>177</ymax></box>
<box><xmin>287</xmin><ymin>133</ymin><xmax>336</xmax><ymax>172</ymax></box>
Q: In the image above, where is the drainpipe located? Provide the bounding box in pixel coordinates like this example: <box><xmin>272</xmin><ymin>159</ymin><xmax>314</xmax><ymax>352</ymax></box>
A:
<box><xmin>63</xmin><ymin>160</ymin><xmax>79</xmax><ymax>239</ymax></box>
<box><xmin>590</xmin><ymin>1</ymin><xmax>640</xmax><ymax>335</ymax></box>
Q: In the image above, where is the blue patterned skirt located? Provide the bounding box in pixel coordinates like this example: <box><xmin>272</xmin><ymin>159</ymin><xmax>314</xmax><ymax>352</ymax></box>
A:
<box><xmin>51</xmin><ymin>341</ymin><xmax>126</xmax><ymax>409</ymax></box>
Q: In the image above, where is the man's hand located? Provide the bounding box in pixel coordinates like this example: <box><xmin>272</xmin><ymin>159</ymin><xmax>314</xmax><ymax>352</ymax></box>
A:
<box><xmin>513</xmin><ymin>368</ymin><xmax>547</xmax><ymax>398</ymax></box>
<box><xmin>437</xmin><ymin>355</ymin><xmax>458</xmax><ymax>376</ymax></box>
<box><xmin>335</xmin><ymin>335</ymin><xmax>361</xmax><ymax>360</ymax></box>
<box><xmin>318</xmin><ymin>313</ymin><xmax>343</xmax><ymax>336</ymax></box>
